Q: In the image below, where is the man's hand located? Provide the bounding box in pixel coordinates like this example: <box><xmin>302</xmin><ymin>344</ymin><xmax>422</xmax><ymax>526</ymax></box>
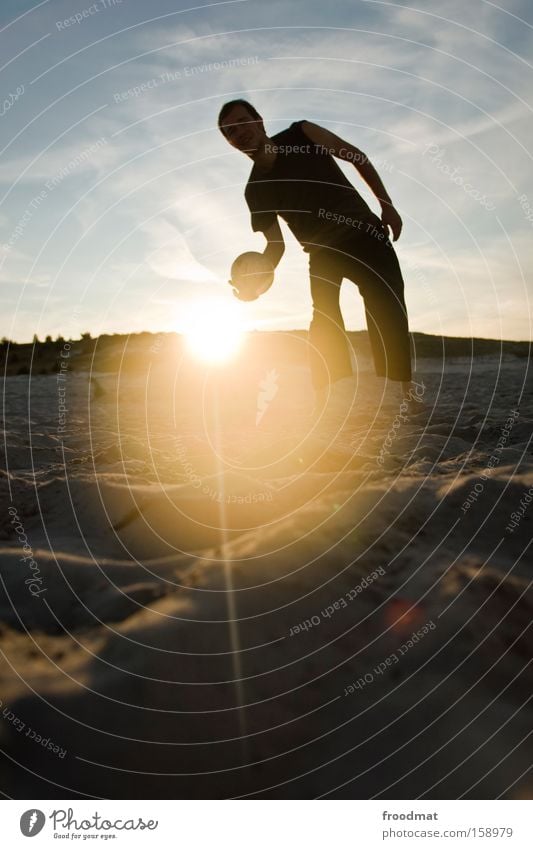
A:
<box><xmin>228</xmin><ymin>279</ymin><xmax>258</xmax><ymax>301</ymax></box>
<box><xmin>380</xmin><ymin>203</ymin><xmax>402</xmax><ymax>241</ymax></box>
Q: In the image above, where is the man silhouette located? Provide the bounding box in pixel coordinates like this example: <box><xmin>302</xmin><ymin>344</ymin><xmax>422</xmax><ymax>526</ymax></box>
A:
<box><xmin>218</xmin><ymin>99</ymin><xmax>414</xmax><ymax>404</ymax></box>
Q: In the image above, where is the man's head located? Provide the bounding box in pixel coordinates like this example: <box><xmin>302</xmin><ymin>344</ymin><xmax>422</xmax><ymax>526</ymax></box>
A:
<box><xmin>218</xmin><ymin>99</ymin><xmax>267</xmax><ymax>156</ymax></box>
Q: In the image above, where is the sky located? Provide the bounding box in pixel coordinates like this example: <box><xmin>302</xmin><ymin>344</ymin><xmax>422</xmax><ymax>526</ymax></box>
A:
<box><xmin>0</xmin><ymin>0</ymin><xmax>532</xmax><ymax>342</ymax></box>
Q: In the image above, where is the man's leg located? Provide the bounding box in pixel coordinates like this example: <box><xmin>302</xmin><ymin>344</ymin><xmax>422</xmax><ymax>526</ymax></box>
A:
<box><xmin>308</xmin><ymin>248</ymin><xmax>353</xmax><ymax>395</ymax></box>
<box><xmin>363</xmin><ymin>270</ymin><xmax>412</xmax><ymax>383</ymax></box>
<box><xmin>339</xmin><ymin>230</ymin><xmax>412</xmax><ymax>386</ymax></box>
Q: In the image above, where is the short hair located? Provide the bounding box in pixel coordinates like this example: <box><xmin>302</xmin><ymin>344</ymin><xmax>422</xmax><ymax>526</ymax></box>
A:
<box><xmin>217</xmin><ymin>99</ymin><xmax>263</xmax><ymax>139</ymax></box>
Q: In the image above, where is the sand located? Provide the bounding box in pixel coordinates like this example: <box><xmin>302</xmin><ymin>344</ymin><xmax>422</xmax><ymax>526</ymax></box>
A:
<box><xmin>1</xmin><ymin>351</ymin><xmax>532</xmax><ymax>799</ymax></box>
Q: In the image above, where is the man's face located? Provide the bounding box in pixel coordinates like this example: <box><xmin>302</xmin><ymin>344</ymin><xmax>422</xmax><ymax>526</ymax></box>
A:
<box><xmin>221</xmin><ymin>105</ymin><xmax>266</xmax><ymax>154</ymax></box>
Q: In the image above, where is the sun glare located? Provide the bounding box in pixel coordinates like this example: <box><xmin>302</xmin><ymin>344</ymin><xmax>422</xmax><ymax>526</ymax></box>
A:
<box><xmin>182</xmin><ymin>299</ymin><xmax>247</xmax><ymax>364</ymax></box>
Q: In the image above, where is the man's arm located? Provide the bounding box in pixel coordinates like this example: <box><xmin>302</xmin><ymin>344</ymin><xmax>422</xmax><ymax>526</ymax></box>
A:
<box><xmin>300</xmin><ymin>120</ymin><xmax>403</xmax><ymax>241</ymax></box>
<box><xmin>261</xmin><ymin>218</ymin><xmax>285</xmax><ymax>268</ymax></box>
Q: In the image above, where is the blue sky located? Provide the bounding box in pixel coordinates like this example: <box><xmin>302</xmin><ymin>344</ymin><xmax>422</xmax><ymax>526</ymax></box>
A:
<box><xmin>1</xmin><ymin>0</ymin><xmax>532</xmax><ymax>342</ymax></box>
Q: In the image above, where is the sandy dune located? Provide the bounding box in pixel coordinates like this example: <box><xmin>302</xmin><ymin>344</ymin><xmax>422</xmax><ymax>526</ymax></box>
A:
<box><xmin>1</xmin><ymin>353</ymin><xmax>532</xmax><ymax>798</ymax></box>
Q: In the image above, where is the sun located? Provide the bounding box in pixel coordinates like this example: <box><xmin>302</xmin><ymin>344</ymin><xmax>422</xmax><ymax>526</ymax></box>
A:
<box><xmin>182</xmin><ymin>299</ymin><xmax>247</xmax><ymax>364</ymax></box>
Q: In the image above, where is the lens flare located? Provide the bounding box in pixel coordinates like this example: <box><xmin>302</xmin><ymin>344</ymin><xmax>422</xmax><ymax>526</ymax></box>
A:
<box><xmin>183</xmin><ymin>299</ymin><xmax>246</xmax><ymax>364</ymax></box>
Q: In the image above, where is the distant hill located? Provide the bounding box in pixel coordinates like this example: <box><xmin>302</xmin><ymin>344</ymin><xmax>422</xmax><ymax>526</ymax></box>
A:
<box><xmin>0</xmin><ymin>331</ymin><xmax>530</xmax><ymax>377</ymax></box>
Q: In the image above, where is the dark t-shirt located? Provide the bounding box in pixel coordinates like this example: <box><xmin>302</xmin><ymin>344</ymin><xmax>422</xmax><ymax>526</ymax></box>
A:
<box><xmin>244</xmin><ymin>120</ymin><xmax>378</xmax><ymax>253</ymax></box>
